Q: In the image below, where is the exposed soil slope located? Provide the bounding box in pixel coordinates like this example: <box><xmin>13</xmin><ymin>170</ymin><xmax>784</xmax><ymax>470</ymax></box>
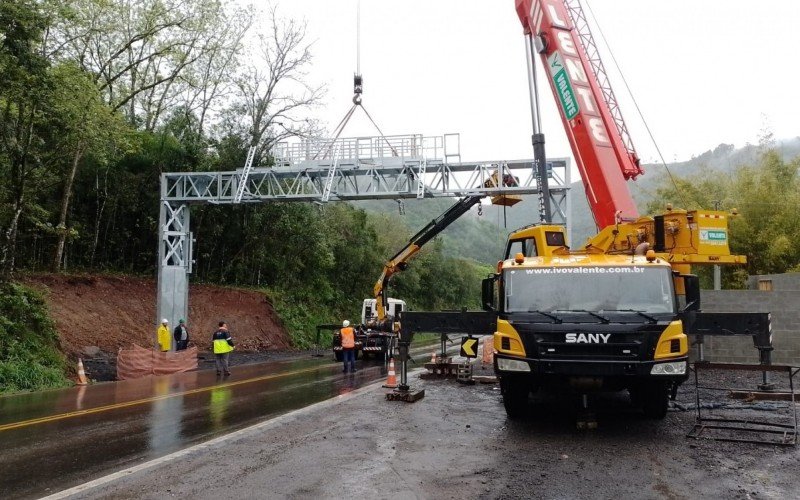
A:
<box><xmin>23</xmin><ymin>274</ymin><xmax>291</xmax><ymax>358</ymax></box>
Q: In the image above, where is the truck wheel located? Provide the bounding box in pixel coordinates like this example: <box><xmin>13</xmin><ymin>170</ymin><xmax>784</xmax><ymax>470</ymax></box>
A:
<box><xmin>500</xmin><ymin>377</ymin><xmax>529</xmax><ymax>419</ymax></box>
<box><xmin>334</xmin><ymin>351</ymin><xmax>343</xmax><ymax>362</ymax></box>
<box><xmin>641</xmin><ymin>382</ymin><xmax>668</xmax><ymax>419</ymax></box>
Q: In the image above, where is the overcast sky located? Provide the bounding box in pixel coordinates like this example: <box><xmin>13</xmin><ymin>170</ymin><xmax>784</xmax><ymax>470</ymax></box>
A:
<box><xmin>272</xmin><ymin>0</ymin><xmax>800</xmax><ymax>170</ymax></box>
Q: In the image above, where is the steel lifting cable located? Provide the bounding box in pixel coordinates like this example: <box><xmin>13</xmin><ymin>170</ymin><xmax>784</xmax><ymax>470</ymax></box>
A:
<box><xmin>583</xmin><ymin>0</ymin><xmax>694</xmax><ymax>209</ymax></box>
<box><xmin>314</xmin><ymin>104</ymin><xmax>357</xmax><ymax>160</ymax></box>
<box><xmin>315</xmin><ymin>0</ymin><xmax>399</xmax><ymax>160</ymax></box>
<box><xmin>360</xmin><ymin>105</ymin><xmax>398</xmax><ymax>156</ymax></box>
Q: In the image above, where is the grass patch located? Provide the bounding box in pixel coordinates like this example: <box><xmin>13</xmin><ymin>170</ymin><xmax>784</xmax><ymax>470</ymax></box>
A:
<box><xmin>0</xmin><ymin>282</ymin><xmax>71</xmax><ymax>394</ymax></box>
<box><xmin>263</xmin><ymin>288</ymin><xmax>345</xmax><ymax>349</ymax></box>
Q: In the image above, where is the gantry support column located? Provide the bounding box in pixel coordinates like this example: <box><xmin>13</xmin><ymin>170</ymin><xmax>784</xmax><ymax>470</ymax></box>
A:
<box><xmin>156</xmin><ymin>182</ymin><xmax>192</xmax><ymax>351</ymax></box>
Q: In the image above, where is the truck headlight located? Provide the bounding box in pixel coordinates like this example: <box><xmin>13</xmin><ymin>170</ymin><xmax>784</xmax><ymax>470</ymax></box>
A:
<box><xmin>650</xmin><ymin>361</ymin><xmax>687</xmax><ymax>375</ymax></box>
<box><xmin>497</xmin><ymin>358</ymin><xmax>530</xmax><ymax>372</ymax></box>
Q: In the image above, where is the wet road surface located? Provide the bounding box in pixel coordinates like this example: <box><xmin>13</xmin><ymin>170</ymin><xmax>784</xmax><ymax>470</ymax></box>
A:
<box><xmin>0</xmin><ymin>353</ymin><xmax>407</xmax><ymax>499</ymax></box>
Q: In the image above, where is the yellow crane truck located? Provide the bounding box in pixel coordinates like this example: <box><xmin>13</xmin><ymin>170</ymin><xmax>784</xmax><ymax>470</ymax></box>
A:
<box><xmin>485</xmin><ymin>224</ymin><xmax>701</xmax><ymax>419</ymax></box>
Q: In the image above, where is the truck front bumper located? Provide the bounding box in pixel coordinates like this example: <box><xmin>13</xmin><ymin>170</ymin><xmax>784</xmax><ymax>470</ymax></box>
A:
<box><xmin>494</xmin><ymin>354</ymin><xmax>689</xmax><ymax>383</ymax></box>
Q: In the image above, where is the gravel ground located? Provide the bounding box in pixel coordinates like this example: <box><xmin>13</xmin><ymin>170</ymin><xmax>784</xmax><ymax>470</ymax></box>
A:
<box><xmin>73</xmin><ymin>365</ymin><xmax>799</xmax><ymax>500</ymax></box>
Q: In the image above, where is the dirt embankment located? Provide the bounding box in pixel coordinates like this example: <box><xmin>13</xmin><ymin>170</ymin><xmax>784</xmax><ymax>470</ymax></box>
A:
<box><xmin>23</xmin><ymin>274</ymin><xmax>292</xmax><ymax>359</ymax></box>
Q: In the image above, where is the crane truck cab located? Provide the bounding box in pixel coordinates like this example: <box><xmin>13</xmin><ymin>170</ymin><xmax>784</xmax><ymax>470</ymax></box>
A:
<box><xmin>484</xmin><ymin>225</ymin><xmax>698</xmax><ymax>419</ymax></box>
<box><xmin>362</xmin><ymin>298</ymin><xmax>406</xmax><ymax>326</ymax></box>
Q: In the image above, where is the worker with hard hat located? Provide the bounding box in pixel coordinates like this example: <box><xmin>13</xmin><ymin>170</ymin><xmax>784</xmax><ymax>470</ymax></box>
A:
<box><xmin>340</xmin><ymin>320</ymin><xmax>356</xmax><ymax>373</ymax></box>
<box><xmin>212</xmin><ymin>321</ymin><xmax>234</xmax><ymax>376</ymax></box>
<box><xmin>157</xmin><ymin>318</ymin><xmax>171</xmax><ymax>352</ymax></box>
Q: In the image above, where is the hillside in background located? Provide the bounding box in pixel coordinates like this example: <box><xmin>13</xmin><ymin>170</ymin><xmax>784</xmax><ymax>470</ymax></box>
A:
<box><xmin>478</xmin><ymin>138</ymin><xmax>800</xmax><ymax>248</ymax></box>
<box><xmin>360</xmin><ymin>138</ymin><xmax>800</xmax><ymax>261</ymax></box>
<box><xmin>353</xmin><ymin>199</ymin><xmax>512</xmax><ymax>264</ymax></box>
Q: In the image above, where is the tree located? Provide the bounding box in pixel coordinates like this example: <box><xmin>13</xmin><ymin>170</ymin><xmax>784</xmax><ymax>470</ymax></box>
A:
<box><xmin>49</xmin><ymin>0</ymin><xmax>251</xmax><ymax>129</ymax></box>
<box><xmin>224</xmin><ymin>7</ymin><xmax>324</xmax><ymax>162</ymax></box>
<box><xmin>0</xmin><ymin>0</ymin><xmax>52</xmax><ymax>278</ymax></box>
<box><xmin>47</xmin><ymin>63</ymin><xmax>132</xmax><ymax>271</ymax></box>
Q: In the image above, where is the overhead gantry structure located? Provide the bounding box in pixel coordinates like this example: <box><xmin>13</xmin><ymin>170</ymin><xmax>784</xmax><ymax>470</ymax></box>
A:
<box><xmin>156</xmin><ymin>132</ymin><xmax>572</xmax><ymax>339</ymax></box>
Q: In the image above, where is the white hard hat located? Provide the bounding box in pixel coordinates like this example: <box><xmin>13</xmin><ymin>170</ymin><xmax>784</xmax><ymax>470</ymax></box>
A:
<box><xmin>342</xmin><ymin>320</ymin><xmax>350</xmax><ymax>327</ymax></box>
<box><xmin>161</xmin><ymin>318</ymin><xmax>169</xmax><ymax>324</ymax></box>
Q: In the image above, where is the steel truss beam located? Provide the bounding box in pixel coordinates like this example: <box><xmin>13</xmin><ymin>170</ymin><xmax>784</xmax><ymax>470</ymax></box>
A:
<box><xmin>161</xmin><ymin>157</ymin><xmax>570</xmax><ymax>204</ymax></box>
<box><xmin>157</xmin><ymin>134</ymin><xmax>572</xmax><ymax>347</ymax></box>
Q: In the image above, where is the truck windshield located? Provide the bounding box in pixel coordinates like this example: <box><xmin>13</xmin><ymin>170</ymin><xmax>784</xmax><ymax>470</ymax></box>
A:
<box><xmin>504</xmin><ymin>265</ymin><xmax>676</xmax><ymax>314</ymax></box>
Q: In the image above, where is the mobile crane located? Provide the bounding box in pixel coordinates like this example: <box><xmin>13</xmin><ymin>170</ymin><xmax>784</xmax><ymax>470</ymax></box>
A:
<box><xmin>389</xmin><ymin>0</ymin><xmax>765</xmax><ymax>414</ymax></box>
<box><xmin>332</xmin><ymin>171</ymin><xmax>522</xmax><ymax>362</ymax></box>
<box><xmin>479</xmin><ymin>0</ymin><xmax>751</xmax><ymax>419</ymax></box>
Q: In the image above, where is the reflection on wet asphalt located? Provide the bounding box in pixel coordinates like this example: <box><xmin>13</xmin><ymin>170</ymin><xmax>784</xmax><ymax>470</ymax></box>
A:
<box><xmin>0</xmin><ymin>356</ymin><xmax>391</xmax><ymax>499</ymax></box>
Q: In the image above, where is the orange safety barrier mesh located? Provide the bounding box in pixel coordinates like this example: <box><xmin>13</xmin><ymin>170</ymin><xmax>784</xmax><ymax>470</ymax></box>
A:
<box><xmin>117</xmin><ymin>344</ymin><xmax>198</xmax><ymax>380</ymax></box>
<box><xmin>482</xmin><ymin>336</ymin><xmax>495</xmax><ymax>364</ymax></box>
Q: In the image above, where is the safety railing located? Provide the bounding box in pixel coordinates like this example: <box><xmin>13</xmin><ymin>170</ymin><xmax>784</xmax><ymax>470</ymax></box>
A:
<box><xmin>274</xmin><ymin>134</ymin><xmax>454</xmax><ymax>164</ymax></box>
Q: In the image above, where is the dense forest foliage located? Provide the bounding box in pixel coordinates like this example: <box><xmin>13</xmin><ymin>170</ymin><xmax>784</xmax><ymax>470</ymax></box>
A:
<box><xmin>0</xmin><ymin>0</ymin><xmax>490</xmax><ymax>353</ymax></box>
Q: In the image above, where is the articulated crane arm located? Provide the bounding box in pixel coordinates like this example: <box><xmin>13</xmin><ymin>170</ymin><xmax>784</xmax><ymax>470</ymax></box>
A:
<box><xmin>373</xmin><ymin>172</ymin><xmax>521</xmax><ymax>329</ymax></box>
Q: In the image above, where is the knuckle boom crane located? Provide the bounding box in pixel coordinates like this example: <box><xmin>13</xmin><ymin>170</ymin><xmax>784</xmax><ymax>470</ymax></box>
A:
<box><xmin>335</xmin><ymin>173</ymin><xmax>521</xmax><ymax>365</ymax></box>
<box><xmin>372</xmin><ymin>172</ymin><xmax>522</xmax><ymax>331</ymax></box>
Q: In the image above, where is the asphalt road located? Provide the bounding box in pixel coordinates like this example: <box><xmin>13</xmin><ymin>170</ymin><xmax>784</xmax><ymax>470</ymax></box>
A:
<box><xmin>3</xmin><ymin>355</ymin><xmax>799</xmax><ymax>499</ymax></box>
<box><xmin>0</xmin><ymin>355</ymin><xmax>396</xmax><ymax>499</ymax></box>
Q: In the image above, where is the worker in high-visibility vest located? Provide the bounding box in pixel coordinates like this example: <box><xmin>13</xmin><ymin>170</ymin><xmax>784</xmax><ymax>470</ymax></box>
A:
<box><xmin>340</xmin><ymin>320</ymin><xmax>356</xmax><ymax>373</ymax></box>
<box><xmin>212</xmin><ymin>321</ymin><xmax>234</xmax><ymax>376</ymax></box>
<box><xmin>157</xmin><ymin>318</ymin><xmax>171</xmax><ymax>352</ymax></box>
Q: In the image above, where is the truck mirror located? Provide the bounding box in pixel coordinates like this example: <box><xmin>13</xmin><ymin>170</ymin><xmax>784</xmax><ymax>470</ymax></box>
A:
<box><xmin>482</xmin><ymin>275</ymin><xmax>496</xmax><ymax>311</ymax></box>
<box><xmin>683</xmin><ymin>274</ymin><xmax>701</xmax><ymax>312</ymax></box>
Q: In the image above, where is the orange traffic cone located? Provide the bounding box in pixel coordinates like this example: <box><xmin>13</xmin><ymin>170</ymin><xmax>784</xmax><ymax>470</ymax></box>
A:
<box><xmin>383</xmin><ymin>357</ymin><xmax>398</xmax><ymax>388</ymax></box>
<box><xmin>76</xmin><ymin>358</ymin><xmax>89</xmax><ymax>385</ymax></box>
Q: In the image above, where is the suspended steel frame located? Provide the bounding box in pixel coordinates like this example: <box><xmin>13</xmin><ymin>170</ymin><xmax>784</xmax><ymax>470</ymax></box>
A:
<box><xmin>157</xmin><ymin>133</ymin><xmax>571</xmax><ymax>341</ymax></box>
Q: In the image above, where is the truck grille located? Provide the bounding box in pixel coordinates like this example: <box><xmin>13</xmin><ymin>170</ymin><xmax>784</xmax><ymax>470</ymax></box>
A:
<box><xmin>534</xmin><ymin>332</ymin><xmax>644</xmax><ymax>360</ymax></box>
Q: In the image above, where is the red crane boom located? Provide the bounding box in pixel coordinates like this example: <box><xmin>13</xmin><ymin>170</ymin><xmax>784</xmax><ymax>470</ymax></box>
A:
<box><xmin>515</xmin><ymin>0</ymin><xmax>643</xmax><ymax>228</ymax></box>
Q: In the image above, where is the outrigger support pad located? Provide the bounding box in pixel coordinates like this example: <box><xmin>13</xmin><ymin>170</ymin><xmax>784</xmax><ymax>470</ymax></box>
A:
<box><xmin>386</xmin><ymin>324</ymin><xmax>425</xmax><ymax>402</ymax></box>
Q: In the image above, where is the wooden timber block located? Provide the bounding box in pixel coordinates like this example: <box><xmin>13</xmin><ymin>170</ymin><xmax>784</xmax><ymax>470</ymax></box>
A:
<box><xmin>386</xmin><ymin>389</ymin><xmax>425</xmax><ymax>402</ymax></box>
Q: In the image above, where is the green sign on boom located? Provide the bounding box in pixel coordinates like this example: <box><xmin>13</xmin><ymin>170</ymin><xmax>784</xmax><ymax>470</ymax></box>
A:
<box><xmin>548</xmin><ymin>52</ymin><xmax>579</xmax><ymax>120</ymax></box>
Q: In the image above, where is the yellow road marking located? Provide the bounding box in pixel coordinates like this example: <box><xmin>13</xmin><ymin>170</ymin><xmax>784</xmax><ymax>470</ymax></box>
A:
<box><xmin>0</xmin><ymin>365</ymin><xmax>327</xmax><ymax>433</ymax></box>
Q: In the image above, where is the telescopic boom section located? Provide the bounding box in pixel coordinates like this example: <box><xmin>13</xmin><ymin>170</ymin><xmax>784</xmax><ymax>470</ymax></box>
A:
<box><xmin>515</xmin><ymin>0</ymin><xmax>643</xmax><ymax>228</ymax></box>
<box><xmin>373</xmin><ymin>195</ymin><xmax>484</xmax><ymax>324</ymax></box>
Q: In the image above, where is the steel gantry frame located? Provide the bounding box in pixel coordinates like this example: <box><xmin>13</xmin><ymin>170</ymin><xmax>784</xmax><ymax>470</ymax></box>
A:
<box><xmin>157</xmin><ymin>133</ymin><xmax>571</xmax><ymax>344</ymax></box>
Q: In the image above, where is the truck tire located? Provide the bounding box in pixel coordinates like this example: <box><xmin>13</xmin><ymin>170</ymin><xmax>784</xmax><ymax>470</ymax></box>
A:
<box><xmin>500</xmin><ymin>377</ymin><xmax>529</xmax><ymax>419</ymax></box>
<box><xmin>641</xmin><ymin>382</ymin><xmax>668</xmax><ymax>419</ymax></box>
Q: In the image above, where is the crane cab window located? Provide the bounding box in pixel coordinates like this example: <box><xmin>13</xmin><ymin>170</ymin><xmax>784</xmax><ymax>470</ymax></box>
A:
<box><xmin>505</xmin><ymin>238</ymin><xmax>537</xmax><ymax>259</ymax></box>
<box><xmin>545</xmin><ymin>231</ymin><xmax>566</xmax><ymax>247</ymax></box>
